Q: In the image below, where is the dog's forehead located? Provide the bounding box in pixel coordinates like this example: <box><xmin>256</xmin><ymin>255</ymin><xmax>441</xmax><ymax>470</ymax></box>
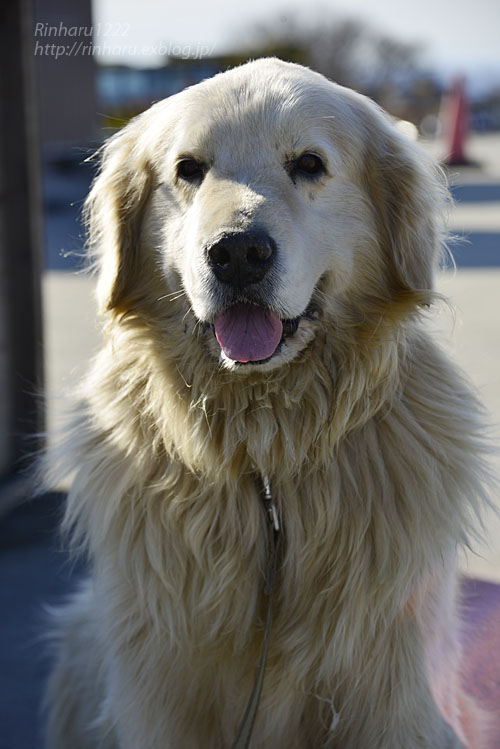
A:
<box><xmin>168</xmin><ymin>64</ymin><xmax>356</xmax><ymax>162</ymax></box>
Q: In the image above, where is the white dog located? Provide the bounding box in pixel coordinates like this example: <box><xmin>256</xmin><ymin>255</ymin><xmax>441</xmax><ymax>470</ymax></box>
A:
<box><xmin>45</xmin><ymin>58</ymin><xmax>492</xmax><ymax>748</ymax></box>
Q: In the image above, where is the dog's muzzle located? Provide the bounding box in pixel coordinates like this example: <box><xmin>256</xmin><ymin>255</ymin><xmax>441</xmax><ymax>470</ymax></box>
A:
<box><xmin>203</xmin><ymin>230</ymin><xmax>319</xmax><ymax>365</ymax></box>
<box><xmin>206</xmin><ymin>230</ymin><xmax>276</xmax><ymax>288</ymax></box>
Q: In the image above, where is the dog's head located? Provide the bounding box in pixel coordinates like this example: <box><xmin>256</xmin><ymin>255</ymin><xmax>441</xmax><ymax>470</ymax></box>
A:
<box><xmin>86</xmin><ymin>58</ymin><xmax>446</xmax><ymax>372</ymax></box>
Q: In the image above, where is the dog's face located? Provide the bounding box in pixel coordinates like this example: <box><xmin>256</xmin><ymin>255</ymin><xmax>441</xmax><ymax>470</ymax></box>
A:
<box><xmin>151</xmin><ymin>63</ymin><xmax>367</xmax><ymax>369</ymax></box>
<box><xmin>88</xmin><ymin>59</ymin><xmax>444</xmax><ymax>372</ymax></box>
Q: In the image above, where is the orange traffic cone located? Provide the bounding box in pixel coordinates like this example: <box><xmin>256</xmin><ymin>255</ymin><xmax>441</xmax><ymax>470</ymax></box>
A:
<box><xmin>442</xmin><ymin>77</ymin><xmax>471</xmax><ymax>166</ymax></box>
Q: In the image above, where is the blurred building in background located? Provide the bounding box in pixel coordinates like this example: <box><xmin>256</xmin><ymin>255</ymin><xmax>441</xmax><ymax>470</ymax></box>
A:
<box><xmin>91</xmin><ymin>15</ymin><xmax>500</xmax><ymax>137</ymax></box>
<box><xmin>34</xmin><ymin>0</ymin><xmax>96</xmax><ymax>147</ymax></box>
<box><xmin>96</xmin><ymin>61</ymin><xmax>219</xmax><ymax>130</ymax></box>
<box><xmin>30</xmin><ymin>1</ymin><xmax>500</xmax><ymax>151</ymax></box>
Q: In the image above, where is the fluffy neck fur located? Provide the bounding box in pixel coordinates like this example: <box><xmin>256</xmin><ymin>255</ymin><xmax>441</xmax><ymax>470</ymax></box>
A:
<box><xmin>90</xmin><ymin>306</ymin><xmax>403</xmax><ymax>483</ymax></box>
<box><xmin>51</xmin><ymin>305</ymin><xmax>486</xmax><ymax>596</ymax></box>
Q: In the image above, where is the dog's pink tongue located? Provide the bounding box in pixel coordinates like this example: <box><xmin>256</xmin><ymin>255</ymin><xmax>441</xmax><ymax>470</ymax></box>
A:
<box><xmin>214</xmin><ymin>304</ymin><xmax>283</xmax><ymax>362</ymax></box>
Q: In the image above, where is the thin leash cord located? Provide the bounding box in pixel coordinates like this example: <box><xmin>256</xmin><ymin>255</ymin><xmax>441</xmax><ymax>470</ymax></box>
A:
<box><xmin>230</xmin><ymin>476</ymin><xmax>280</xmax><ymax>749</ymax></box>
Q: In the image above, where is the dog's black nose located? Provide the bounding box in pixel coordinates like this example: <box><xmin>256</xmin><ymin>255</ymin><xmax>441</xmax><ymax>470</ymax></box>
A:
<box><xmin>207</xmin><ymin>231</ymin><xmax>276</xmax><ymax>287</ymax></box>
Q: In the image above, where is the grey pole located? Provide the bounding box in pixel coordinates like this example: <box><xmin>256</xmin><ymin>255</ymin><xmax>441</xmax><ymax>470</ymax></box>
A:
<box><xmin>0</xmin><ymin>0</ymin><xmax>44</xmax><ymax>486</ymax></box>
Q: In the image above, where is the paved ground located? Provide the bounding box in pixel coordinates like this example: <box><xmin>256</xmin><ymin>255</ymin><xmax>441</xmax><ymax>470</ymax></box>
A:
<box><xmin>421</xmin><ymin>133</ymin><xmax>500</xmax><ymax>581</ymax></box>
<box><xmin>0</xmin><ymin>493</ymin><xmax>85</xmax><ymax>749</ymax></box>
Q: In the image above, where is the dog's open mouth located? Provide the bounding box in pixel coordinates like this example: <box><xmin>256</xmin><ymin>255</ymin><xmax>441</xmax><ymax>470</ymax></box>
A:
<box><xmin>212</xmin><ymin>302</ymin><xmax>319</xmax><ymax>365</ymax></box>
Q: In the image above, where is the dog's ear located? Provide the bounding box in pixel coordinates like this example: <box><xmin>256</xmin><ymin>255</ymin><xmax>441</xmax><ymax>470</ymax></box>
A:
<box><xmin>85</xmin><ymin>117</ymin><xmax>153</xmax><ymax>314</ymax></box>
<box><xmin>360</xmin><ymin>105</ymin><xmax>447</xmax><ymax>307</ymax></box>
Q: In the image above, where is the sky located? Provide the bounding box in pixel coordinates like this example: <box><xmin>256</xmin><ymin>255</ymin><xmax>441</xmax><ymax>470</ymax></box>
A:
<box><xmin>92</xmin><ymin>0</ymin><xmax>500</xmax><ymax>81</ymax></box>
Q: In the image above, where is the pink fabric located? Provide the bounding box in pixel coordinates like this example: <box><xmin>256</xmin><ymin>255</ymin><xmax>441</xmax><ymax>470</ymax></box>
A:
<box><xmin>460</xmin><ymin>579</ymin><xmax>500</xmax><ymax>748</ymax></box>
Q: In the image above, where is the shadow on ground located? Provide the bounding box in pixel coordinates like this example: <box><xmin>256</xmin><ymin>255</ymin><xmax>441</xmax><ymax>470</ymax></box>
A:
<box><xmin>0</xmin><ymin>494</ymin><xmax>87</xmax><ymax>749</ymax></box>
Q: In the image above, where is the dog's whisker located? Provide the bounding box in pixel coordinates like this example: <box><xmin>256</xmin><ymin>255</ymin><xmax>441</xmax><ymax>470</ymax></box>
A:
<box><xmin>157</xmin><ymin>289</ymin><xmax>187</xmax><ymax>302</ymax></box>
<box><xmin>192</xmin><ymin>318</ymin><xmax>204</xmax><ymax>335</ymax></box>
<box><xmin>181</xmin><ymin>306</ymin><xmax>195</xmax><ymax>326</ymax></box>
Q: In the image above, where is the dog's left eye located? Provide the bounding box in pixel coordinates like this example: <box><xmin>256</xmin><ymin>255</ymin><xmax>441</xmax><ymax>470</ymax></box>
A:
<box><xmin>290</xmin><ymin>153</ymin><xmax>326</xmax><ymax>180</ymax></box>
<box><xmin>177</xmin><ymin>158</ymin><xmax>205</xmax><ymax>184</ymax></box>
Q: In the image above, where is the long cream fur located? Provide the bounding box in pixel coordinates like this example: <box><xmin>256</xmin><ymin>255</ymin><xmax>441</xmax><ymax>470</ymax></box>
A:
<box><xmin>44</xmin><ymin>59</ymin><xmax>493</xmax><ymax>748</ymax></box>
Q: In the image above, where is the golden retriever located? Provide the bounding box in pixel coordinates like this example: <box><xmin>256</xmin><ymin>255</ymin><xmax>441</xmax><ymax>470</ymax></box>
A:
<box><xmin>44</xmin><ymin>58</ymin><xmax>492</xmax><ymax>748</ymax></box>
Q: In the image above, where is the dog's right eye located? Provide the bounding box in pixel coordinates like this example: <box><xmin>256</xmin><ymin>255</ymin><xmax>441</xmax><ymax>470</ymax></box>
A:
<box><xmin>289</xmin><ymin>152</ymin><xmax>326</xmax><ymax>181</ymax></box>
<box><xmin>177</xmin><ymin>158</ymin><xmax>205</xmax><ymax>184</ymax></box>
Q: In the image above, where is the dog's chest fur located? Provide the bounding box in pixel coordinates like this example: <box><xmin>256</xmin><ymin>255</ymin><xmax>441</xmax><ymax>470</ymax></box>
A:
<box><xmin>46</xmin><ymin>313</ymin><xmax>488</xmax><ymax>747</ymax></box>
<box><xmin>64</xmin><ymin>319</ymin><xmax>483</xmax><ymax>650</ymax></box>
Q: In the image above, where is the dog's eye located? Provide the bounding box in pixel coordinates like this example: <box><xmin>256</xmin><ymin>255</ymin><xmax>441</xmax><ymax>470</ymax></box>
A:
<box><xmin>290</xmin><ymin>153</ymin><xmax>326</xmax><ymax>180</ymax></box>
<box><xmin>177</xmin><ymin>158</ymin><xmax>205</xmax><ymax>184</ymax></box>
